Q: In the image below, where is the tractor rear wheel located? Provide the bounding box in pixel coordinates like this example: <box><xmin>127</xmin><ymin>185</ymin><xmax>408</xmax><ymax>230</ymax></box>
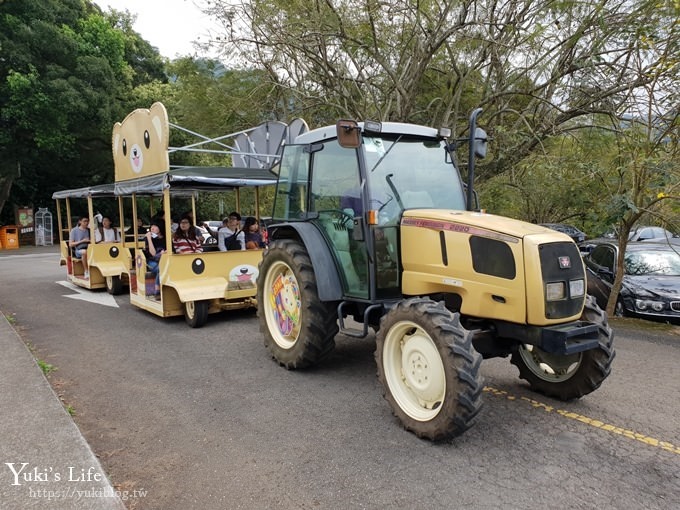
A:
<box><xmin>375</xmin><ymin>297</ymin><xmax>483</xmax><ymax>440</ymax></box>
<box><xmin>258</xmin><ymin>239</ymin><xmax>338</xmax><ymax>369</ymax></box>
<box><xmin>511</xmin><ymin>295</ymin><xmax>615</xmax><ymax>400</ymax></box>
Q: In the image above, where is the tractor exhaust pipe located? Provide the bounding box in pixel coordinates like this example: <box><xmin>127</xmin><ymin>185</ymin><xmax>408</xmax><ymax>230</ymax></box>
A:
<box><xmin>466</xmin><ymin>108</ymin><xmax>483</xmax><ymax>211</ymax></box>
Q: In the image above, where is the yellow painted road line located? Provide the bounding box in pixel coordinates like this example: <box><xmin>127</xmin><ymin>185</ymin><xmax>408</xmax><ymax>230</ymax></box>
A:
<box><xmin>484</xmin><ymin>386</ymin><xmax>680</xmax><ymax>456</ymax></box>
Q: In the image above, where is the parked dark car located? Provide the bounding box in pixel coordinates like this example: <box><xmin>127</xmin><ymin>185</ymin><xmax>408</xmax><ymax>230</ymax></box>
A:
<box><xmin>603</xmin><ymin>225</ymin><xmax>679</xmax><ymax>243</ymax></box>
<box><xmin>583</xmin><ymin>240</ymin><xmax>680</xmax><ymax>323</ymax></box>
<box><xmin>629</xmin><ymin>226</ymin><xmax>679</xmax><ymax>242</ymax></box>
<box><xmin>539</xmin><ymin>223</ymin><xmax>587</xmax><ymax>243</ymax></box>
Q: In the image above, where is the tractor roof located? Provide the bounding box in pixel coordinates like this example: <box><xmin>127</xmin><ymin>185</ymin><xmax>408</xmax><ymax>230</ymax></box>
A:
<box><xmin>295</xmin><ymin>122</ymin><xmax>441</xmax><ymax>145</ymax></box>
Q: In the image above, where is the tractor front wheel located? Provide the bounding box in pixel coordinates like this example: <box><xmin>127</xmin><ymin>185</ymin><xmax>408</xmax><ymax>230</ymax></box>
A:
<box><xmin>511</xmin><ymin>295</ymin><xmax>615</xmax><ymax>400</ymax></box>
<box><xmin>375</xmin><ymin>297</ymin><xmax>483</xmax><ymax>440</ymax></box>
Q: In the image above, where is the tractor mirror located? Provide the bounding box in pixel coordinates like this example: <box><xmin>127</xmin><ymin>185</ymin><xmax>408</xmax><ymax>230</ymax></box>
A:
<box><xmin>474</xmin><ymin>127</ymin><xmax>488</xmax><ymax>159</ymax></box>
<box><xmin>337</xmin><ymin>120</ymin><xmax>361</xmax><ymax>148</ymax></box>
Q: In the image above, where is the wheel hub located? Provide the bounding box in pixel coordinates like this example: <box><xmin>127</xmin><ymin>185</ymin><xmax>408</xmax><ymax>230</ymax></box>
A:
<box><xmin>520</xmin><ymin>344</ymin><xmax>580</xmax><ymax>381</ymax></box>
<box><xmin>400</xmin><ymin>333</ymin><xmax>445</xmax><ymax>405</ymax></box>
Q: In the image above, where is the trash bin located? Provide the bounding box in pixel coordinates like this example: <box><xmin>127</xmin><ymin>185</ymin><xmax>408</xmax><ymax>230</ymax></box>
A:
<box><xmin>0</xmin><ymin>226</ymin><xmax>19</xmax><ymax>250</ymax></box>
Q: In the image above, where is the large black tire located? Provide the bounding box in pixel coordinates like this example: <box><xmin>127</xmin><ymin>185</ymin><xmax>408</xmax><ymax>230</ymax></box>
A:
<box><xmin>105</xmin><ymin>275</ymin><xmax>123</xmax><ymax>295</ymax></box>
<box><xmin>257</xmin><ymin>239</ymin><xmax>338</xmax><ymax>369</ymax></box>
<box><xmin>375</xmin><ymin>297</ymin><xmax>484</xmax><ymax>441</ymax></box>
<box><xmin>510</xmin><ymin>295</ymin><xmax>615</xmax><ymax>400</ymax></box>
<box><xmin>184</xmin><ymin>300</ymin><xmax>209</xmax><ymax>328</ymax></box>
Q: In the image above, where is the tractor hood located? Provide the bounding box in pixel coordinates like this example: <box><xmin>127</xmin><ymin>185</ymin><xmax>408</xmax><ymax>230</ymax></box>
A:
<box><xmin>399</xmin><ymin>209</ymin><xmax>583</xmax><ymax>326</ymax></box>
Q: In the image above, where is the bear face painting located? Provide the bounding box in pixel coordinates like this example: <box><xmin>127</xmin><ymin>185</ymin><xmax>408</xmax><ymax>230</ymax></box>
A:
<box><xmin>112</xmin><ymin>102</ymin><xmax>170</xmax><ymax>181</ymax></box>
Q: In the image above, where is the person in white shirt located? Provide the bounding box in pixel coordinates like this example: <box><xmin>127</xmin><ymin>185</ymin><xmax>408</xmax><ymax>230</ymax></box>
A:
<box><xmin>216</xmin><ymin>212</ymin><xmax>245</xmax><ymax>251</ymax></box>
<box><xmin>95</xmin><ymin>216</ymin><xmax>120</xmax><ymax>243</ymax></box>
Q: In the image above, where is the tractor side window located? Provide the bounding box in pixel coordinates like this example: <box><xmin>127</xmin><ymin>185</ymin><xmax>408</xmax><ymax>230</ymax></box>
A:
<box><xmin>273</xmin><ymin>145</ymin><xmax>309</xmax><ymax>221</ymax></box>
<box><xmin>310</xmin><ymin>141</ymin><xmax>361</xmax><ymax>215</ymax></box>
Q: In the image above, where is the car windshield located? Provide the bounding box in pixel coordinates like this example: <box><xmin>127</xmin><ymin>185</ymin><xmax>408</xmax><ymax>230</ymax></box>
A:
<box><xmin>625</xmin><ymin>249</ymin><xmax>680</xmax><ymax>276</ymax></box>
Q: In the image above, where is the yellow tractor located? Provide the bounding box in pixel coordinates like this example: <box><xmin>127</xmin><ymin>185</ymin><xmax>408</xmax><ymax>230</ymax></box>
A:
<box><xmin>257</xmin><ymin>110</ymin><xmax>614</xmax><ymax>440</ymax></box>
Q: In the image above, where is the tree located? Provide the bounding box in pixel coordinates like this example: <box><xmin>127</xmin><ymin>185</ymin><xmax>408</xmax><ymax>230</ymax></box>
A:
<box><xmin>202</xmin><ymin>0</ymin><xmax>679</xmax><ymax>181</ymax></box>
<box><xmin>598</xmin><ymin>106</ymin><xmax>679</xmax><ymax>315</ymax></box>
<box><xmin>0</xmin><ymin>0</ymin><xmax>168</xmax><ymax>222</ymax></box>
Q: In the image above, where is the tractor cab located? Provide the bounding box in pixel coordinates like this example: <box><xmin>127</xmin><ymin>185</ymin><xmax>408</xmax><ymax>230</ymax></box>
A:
<box><xmin>270</xmin><ymin>120</ymin><xmax>475</xmax><ymax>308</ymax></box>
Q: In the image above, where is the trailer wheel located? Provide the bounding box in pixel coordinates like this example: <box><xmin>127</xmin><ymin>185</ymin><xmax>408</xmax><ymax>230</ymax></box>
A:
<box><xmin>105</xmin><ymin>275</ymin><xmax>123</xmax><ymax>295</ymax></box>
<box><xmin>258</xmin><ymin>239</ymin><xmax>338</xmax><ymax>369</ymax></box>
<box><xmin>185</xmin><ymin>300</ymin><xmax>209</xmax><ymax>328</ymax></box>
<box><xmin>511</xmin><ymin>295</ymin><xmax>615</xmax><ymax>400</ymax></box>
<box><xmin>376</xmin><ymin>297</ymin><xmax>483</xmax><ymax>440</ymax></box>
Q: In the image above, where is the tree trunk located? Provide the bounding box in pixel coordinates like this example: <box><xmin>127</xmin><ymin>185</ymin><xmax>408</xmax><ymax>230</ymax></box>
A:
<box><xmin>0</xmin><ymin>175</ymin><xmax>14</xmax><ymax>220</ymax></box>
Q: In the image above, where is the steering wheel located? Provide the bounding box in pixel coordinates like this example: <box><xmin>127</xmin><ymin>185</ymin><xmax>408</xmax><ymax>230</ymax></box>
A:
<box><xmin>316</xmin><ymin>209</ymin><xmax>355</xmax><ymax>228</ymax></box>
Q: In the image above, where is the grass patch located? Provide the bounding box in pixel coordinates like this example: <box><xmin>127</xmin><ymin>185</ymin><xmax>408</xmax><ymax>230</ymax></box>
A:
<box><xmin>37</xmin><ymin>360</ymin><xmax>56</xmax><ymax>375</ymax></box>
<box><xmin>609</xmin><ymin>316</ymin><xmax>679</xmax><ymax>335</ymax></box>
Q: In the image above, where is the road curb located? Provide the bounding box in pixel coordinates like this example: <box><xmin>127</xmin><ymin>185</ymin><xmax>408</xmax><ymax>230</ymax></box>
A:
<box><xmin>0</xmin><ymin>314</ymin><xmax>126</xmax><ymax>509</ymax></box>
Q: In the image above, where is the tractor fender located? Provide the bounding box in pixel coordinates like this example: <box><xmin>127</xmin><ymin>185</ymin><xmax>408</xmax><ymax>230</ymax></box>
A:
<box><xmin>269</xmin><ymin>222</ymin><xmax>344</xmax><ymax>301</ymax></box>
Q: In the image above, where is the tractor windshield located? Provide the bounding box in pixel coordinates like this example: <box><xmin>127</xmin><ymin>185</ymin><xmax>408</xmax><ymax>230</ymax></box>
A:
<box><xmin>363</xmin><ymin>136</ymin><xmax>466</xmax><ymax>225</ymax></box>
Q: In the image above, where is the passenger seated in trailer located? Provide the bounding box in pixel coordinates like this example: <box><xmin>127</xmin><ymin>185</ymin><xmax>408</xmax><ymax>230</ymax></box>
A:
<box><xmin>243</xmin><ymin>216</ymin><xmax>266</xmax><ymax>249</ymax></box>
<box><xmin>125</xmin><ymin>217</ymin><xmax>147</xmax><ymax>241</ymax></box>
<box><xmin>144</xmin><ymin>219</ymin><xmax>167</xmax><ymax>297</ymax></box>
<box><xmin>94</xmin><ymin>215</ymin><xmax>120</xmax><ymax>243</ymax></box>
<box><xmin>172</xmin><ymin>215</ymin><xmax>203</xmax><ymax>254</ymax></box>
<box><xmin>69</xmin><ymin>216</ymin><xmax>91</xmax><ymax>278</ymax></box>
<box><xmin>218</xmin><ymin>212</ymin><xmax>245</xmax><ymax>251</ymax></box>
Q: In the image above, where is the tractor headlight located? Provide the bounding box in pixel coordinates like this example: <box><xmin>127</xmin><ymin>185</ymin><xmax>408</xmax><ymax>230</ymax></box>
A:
<box><xmin>546</xmin><ymin>282</ymin><xmax>566</xmax><ymax>301</ymax></box>
<box><xmin>569</xmin><ymin>279</ymin><xmax>585</xmax><ymax>297</ymax></box>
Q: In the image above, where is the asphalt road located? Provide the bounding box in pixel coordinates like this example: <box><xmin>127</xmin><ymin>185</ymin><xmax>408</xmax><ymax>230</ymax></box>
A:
<box><xmin>1</xmin><ymin>248</ymin><xmax>679</xmax><ymax>509</ymax></box>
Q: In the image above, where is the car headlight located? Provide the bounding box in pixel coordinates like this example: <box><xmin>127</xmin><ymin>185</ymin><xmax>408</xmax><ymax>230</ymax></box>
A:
<box><xmin>546</xmin><ymin>282</ymin><xmax>566</xmax><ymax>301</ymax></box>
<box><xmin>635</xmin><ymin>299</ymin><xmax>666</xmax><ymax>312</ymax></box>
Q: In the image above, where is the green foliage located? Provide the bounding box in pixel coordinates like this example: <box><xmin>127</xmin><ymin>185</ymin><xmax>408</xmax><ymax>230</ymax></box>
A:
<box><xmin>0</xmin><ymin>0</ymin><xmax>168</xmax><ymax>223</ymax></box>
<box><xmin>38</xmin><ymin>360</ymin><xmax>56</xmax><ymax>376</ymax></box>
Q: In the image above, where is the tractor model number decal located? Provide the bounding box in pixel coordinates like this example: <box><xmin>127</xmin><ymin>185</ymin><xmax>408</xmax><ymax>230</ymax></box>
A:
<box><xmin>270</xmin><ymin>273</ymin><xmax>301</xmax><ymax>338</ymax></box>
<box><xmin>401</xmin><ymin>217</ymin><xmax>519</xmax><ymax>244</ymax></box>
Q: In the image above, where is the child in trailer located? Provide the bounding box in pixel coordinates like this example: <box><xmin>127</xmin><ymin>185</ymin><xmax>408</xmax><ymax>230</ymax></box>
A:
<box><xmin>243</xmin><ymin>216</ymin><xmax>266</xmax><ymax>249</ymax></box>
<box><xmin>144</xmin><ymin>220</ymin><xmax>167</xmax><ymax>297</ymax></box>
